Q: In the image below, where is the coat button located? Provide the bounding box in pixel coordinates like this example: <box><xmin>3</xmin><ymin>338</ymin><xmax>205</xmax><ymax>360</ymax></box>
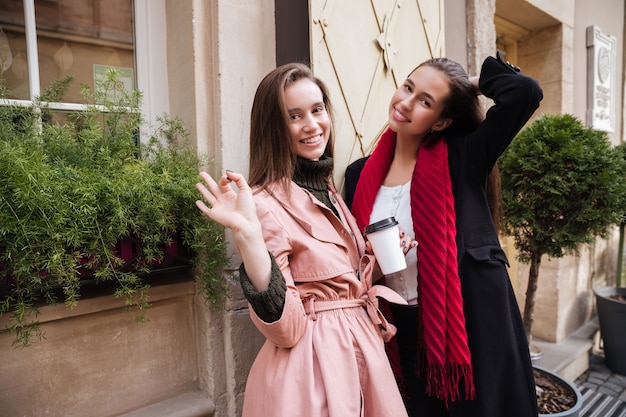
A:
<box><xmin>506</xmin><ymin>60</ymin><xmax>521</xmax><ymax>72</ymax></box>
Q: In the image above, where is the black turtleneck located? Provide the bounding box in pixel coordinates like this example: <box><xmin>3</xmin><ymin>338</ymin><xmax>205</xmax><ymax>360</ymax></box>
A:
<box><xmin>293</xmin><ymin>157</ymin><xmax>340</xmax><ymax>219</ymax></box>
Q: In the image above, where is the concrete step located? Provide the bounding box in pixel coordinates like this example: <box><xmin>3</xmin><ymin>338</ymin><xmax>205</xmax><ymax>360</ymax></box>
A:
<box><xmin>532</xmin><ymin>319</ymin><xmax>598</xmax><ymax>382</ymax></box>
<box><xmin>118</xmin><ymin>390</ymin><xmax>215</xmax><ymax>417</ymax></box>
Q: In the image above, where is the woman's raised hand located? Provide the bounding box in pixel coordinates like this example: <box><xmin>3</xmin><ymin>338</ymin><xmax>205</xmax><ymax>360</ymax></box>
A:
<box><xmin>195</xmin><ymin>171</ymin><xmax>259</xmax><ymax>234</ymax></box>
<box><xmin>196</xmin><ymin>171</ymin><xmax>271</xmax><ymax>289</ymax></box>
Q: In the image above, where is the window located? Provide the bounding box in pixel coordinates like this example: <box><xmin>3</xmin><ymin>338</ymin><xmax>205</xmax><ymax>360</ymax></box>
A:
<box><xmin>0</xmin><ymin>0</ymin><xmax>168</xmax><ymax>138</ymax></box>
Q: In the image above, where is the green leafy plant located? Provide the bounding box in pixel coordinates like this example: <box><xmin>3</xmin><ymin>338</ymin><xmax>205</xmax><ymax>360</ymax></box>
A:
<box><xmin>613</xmin><ymin>142</ymin><xmax>626</xmax><ymax>288</ymax></box>
<box><xmin>0</xmin><ymin>69</ymin><xmax>230</xmax><ymax>346</ymax></box>
<box><xmin>500</xmin><ymin>113</ymin><xmax>626</xmax><ymax>343</ymax></box>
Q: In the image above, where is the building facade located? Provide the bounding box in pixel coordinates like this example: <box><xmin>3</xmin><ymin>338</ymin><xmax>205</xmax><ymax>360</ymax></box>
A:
<box><xmin>0</xmin><ymin>0</ymin><xmax>624</xmax><ymax>416</ymax></box>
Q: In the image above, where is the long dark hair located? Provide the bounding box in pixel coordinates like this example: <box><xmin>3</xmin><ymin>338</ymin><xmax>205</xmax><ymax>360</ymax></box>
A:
<box><xmin>415</xmin><ymin>57</ymin><xmax>502</xmax><ymax>228</ymax></box>
<box><xmin>419</xmin><ymin>57</ymin><xmax>483</xmax><ymax>138</ymax></box>
<box><xmin>248</xmin><ymin>63</ymin><xmax>335</xmax><ymax>188</ymax></box>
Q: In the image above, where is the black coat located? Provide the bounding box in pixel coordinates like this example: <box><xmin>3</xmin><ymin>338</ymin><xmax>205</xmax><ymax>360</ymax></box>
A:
<box><xmin>344</xmin><ymin>54</ymin><xmax>543</xmax><ymax>417</ymax></box>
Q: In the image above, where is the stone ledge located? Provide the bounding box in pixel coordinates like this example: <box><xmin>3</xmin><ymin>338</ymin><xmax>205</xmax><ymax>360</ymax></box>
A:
<box><xmin>119</xmin><ymin>390</ymin><xmax>215</xmax><ymax>417</ymax></box>
<box><xmin>0</xmin><ymin>279</ymin><xmax>197</xmax><ymax>329</ymax></box>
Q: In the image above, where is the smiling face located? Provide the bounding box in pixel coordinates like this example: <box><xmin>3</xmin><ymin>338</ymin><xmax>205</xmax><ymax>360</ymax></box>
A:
<box><xmin>388</xmin><ymin>65</ymin><xmax>452</xmax><ymax>138</ymax></box>
<box><xmin>284</xmin><ymin>78</ymin><xmax>331</xmax><ymax>161</ymax></box>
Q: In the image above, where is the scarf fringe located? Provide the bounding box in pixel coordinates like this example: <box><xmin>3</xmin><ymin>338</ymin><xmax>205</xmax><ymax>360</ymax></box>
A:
<box><xmin>424</xmin><ymin>362</ymin><xmax>476</xmax><ymax>405</ymax></box>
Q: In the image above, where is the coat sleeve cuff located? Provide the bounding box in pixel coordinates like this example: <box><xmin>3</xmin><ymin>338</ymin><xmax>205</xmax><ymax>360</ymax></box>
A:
<box><xmin>239</xmin><ymin>253</ymin><xmax>287</xmax><ymax>323</ymax></box>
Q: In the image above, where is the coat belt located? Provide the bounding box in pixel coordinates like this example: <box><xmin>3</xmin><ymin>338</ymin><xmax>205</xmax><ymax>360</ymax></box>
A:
<box><xmin>304</xmin><ymin>284</ymin><xmax>407</xmax><ymax>342</ymax></box>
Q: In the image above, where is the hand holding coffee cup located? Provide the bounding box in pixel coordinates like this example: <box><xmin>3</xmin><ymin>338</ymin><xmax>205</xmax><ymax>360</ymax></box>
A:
<box><xmin>364</xmin><ymin>217</ymin><xmax>408</xmax><ymax>275</ymax></box>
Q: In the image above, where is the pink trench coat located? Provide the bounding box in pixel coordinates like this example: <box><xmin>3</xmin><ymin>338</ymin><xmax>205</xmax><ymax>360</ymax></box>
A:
<box><xmin>241</xmin><ymin>181</ymin><xmax>408</xmax><ymax>417</ymax></box>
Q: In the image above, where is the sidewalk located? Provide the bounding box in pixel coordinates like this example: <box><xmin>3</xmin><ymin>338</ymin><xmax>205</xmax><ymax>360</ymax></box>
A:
<box><xmin>575</xmin><ymin>352</ymin><xmax>626</xmax><ymax>416</ymax></box>
<box><xmin>534</xmin><ymin>320</ymin><xmax>626</xmax><ymax>416</ymax></box>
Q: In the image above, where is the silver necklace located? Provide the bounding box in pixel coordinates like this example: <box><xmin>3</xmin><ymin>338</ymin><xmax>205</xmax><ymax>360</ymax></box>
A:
<box><xmin>389</xmin><ymin>182</ymin><xmax>410</xmax><ymax>217</ymax></box>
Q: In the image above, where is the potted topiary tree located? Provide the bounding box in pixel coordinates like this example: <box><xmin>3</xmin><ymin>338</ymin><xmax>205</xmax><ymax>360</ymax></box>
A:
<box><xmin>593</xmin><ymin>141</ymin><xmax>626</xmax><ymax>376</ymax></box>
<box><xmin>0</xmin><ymin>70</ymin><xmax>231</xmax><ymax>346</ymax></box>
<box><xmin>499</xmin><ymin>113</ymin><xmax>626</xmax><ymax>415</ymax></box>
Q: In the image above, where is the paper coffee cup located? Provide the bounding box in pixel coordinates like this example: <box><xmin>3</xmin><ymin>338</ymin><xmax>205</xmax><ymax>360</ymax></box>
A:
<box><xmin>364</xmin><ymin>217</ymin><xmax>407</xmax><ymax>275</ymax></box>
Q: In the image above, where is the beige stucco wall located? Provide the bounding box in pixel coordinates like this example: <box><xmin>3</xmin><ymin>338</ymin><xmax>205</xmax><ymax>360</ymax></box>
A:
<box><xmin>517</xmin><ymin>233</ymin><xmax>618</xmax><ymax>343</ymax></box>
<box><xmin>0</xmin><ymin>280</ymin><xmax>203</xmax><ymax>416</ymax></box>
<box><xmin>174</xmin><ymin>1</ymin><xmax>275</xmax><ymax>415</ymax></box>
<box><xmin>0</xmin><ymin>279</ymin><xmax>265</xmax><ymax>417</ymax></box>
<box><xmin>444</xmin><ymin>0</ymin><xmax>468</xmax><ymax>68</ymax></box>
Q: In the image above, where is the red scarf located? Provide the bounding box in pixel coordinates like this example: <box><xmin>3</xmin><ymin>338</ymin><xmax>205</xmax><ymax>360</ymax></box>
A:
<box><xmin>351</xmin><ymin>128</ymin><xmax>475</xmax><ymax>404</ymax></box>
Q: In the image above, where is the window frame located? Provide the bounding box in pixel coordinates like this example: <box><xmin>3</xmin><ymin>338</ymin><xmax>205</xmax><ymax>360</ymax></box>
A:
<box><xmin>0</xmin><ymin>0</ymin><xmax>169</xmax><ymax>141</ymax></box>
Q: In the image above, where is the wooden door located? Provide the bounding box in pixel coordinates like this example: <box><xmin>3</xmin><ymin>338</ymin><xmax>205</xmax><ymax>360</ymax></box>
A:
<box><xmin>308</xmin><ymin>0</ymin><xmax>445</xmax><ymax>188</ymax></box>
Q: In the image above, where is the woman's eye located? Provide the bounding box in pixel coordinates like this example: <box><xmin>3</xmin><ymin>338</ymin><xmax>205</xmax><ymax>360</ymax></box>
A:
<box><xmin>289</xmin><ymin>113</ymin><xmax>300</xmax><ymax>121</ymax></box>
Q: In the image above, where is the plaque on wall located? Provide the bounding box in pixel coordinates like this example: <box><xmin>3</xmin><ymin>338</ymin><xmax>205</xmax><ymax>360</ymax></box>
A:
<box><xmin>586</xmin><ymin>25</ymin><xmax>616</xmax><ymax>132</ymax></box>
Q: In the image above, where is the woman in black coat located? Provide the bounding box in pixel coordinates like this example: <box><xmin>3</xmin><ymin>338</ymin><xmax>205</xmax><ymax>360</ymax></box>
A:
<box><xmin>344</xmin><ymin>52</ymin><xmax>543</xmax><ymax>417</ymax></box>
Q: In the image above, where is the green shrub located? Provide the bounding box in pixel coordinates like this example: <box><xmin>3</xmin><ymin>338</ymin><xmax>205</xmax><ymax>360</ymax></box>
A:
<box><xmin>0</xmin><ymin>71</ymin><xmax>230</xmax><ymax>346</ymax></box>
<box><xmin>500</xmin><ymin>113</ymin><xmax>626</xmax><ymax>341</ymax></box>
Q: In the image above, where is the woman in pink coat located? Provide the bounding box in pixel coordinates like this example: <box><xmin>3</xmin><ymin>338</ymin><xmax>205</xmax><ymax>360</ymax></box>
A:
<box><xmin>195</xmin><ymin>63</ymin><xmax>410</xmax><ymax>417</ymax></box>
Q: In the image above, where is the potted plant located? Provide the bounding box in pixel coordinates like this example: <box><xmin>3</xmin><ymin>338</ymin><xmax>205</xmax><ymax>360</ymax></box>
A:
<box><xmin>0</xmin><ymin>70</ymin><xmax>231</xmax><ymax>346</ymax></box>
<box><xmin>499</xmin><ymin>113</ymin><xmax>626</xmax><ymax>414</ymax></box>
<box><xmin>593</xmin><ymin>142</ymin><xmax>626</xmax><ymax>376</ymax></box>
<box><xmin>534</xmin><ymin>366</ymin><xmax>583</xmax><ymax>416</ymax></box>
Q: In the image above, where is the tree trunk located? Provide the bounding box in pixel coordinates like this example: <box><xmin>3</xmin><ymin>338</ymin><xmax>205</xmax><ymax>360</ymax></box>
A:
<box><xmin>523</xmin><ymin>251</ymin><xmax>542</xmax><ymax>344</ymax></box>
<box><xmin>617</xmin><ymin>221</ymin><xmax>625</xmax><ymax>287</ymax></box>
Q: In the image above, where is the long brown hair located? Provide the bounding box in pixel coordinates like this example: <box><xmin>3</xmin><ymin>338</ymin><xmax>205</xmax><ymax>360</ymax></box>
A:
<box><xmin>248</xmin><ymin>63</ymin><xmax>335</xmax><ymax>188</ymax></box>
<box><xmin>416</xmin><ymin>57</ymin><xmax>502</xmax><ymax>228</ymax></box>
